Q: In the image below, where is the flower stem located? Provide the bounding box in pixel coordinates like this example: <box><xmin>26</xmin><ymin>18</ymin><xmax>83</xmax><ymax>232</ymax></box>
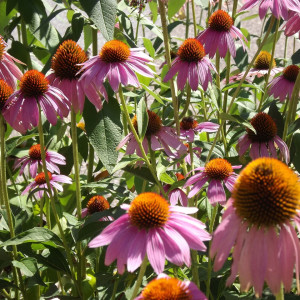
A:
<box><xmin>118</xmin><ymin>86</ymin><xmax>167</xmax><ymax>197</ymax></box>
<box><xmin>275</xmin><ymin>285</ymin><xmax>284</xmax><ymax>300</ymax></box>
<box><xmin>130</xmin><ymin>256</ymin><xmax>148</xmax><ymax>300</ymax></box>
<box><xmin>258</xmin><ymin>18</ymin><xmax>280</xmax><ymax>112</ymax></box>
<box><xmin>185</xmin><ymin>0</ymin><xmax>190</xmax><ymax>39</ymax></box>
<box><xmin>205</xmin><ymin>16</ymin><xmax>276</xmax><ymax>163</ymax></box>
<box><xmin>135</xmin><ymin>8</ymin><xmax>142</xmax><ymax>44</ymax></box>
<box><xmin>158</xmin><ymin>0</ymin><xmax>180</xmax><ymax>135</ymax></box>
<box><xmin>191</xmin><ymin>0</ymin><xmax>197</xmax><ymax>37</ymax></box>
<box><xmin>206</xmin><ymin>204</ymin><xmax>218</xmax><ymax>298</ymax></box>
<box><xmin>21</xmin><ymin>19</ymin><xmax>33</xmax><ymax>70</ymax></box>
<box><xmin>0</xmin><ymin>115</ymin><xmax>26</xmax><ymax>299</ymax></box>
<box><xmin>37</xmin><ymin>105</ymin><xmax>82</xmax><ymax>297</ymax></box>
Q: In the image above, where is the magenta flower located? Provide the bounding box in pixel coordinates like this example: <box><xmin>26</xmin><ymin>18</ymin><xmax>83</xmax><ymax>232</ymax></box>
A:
<box><xmin>3</xmin><ymin>70</ymin><xmax>70</xmax><ymax>133</ymax></box>
<box><xmin>22</xmin><ymin>171</ymin><xmax>72</xmax><ymax>199</ymax></box>
<box><xmin>117</xmin><ymin>110</ymin><xmax>187</xmax><ymax>158</ymax></box>
<box><xmin>211</xmin><ymin>158</ymin><xmax>300</xmax><ymax>297</ymax></box>
<box><xmin>238</xmin><ymin>112</ymin><xmax>290</xmax><ymax>163</ymax></box>
<box><xmin>163</xmin><ymin>38</ymin><xmax>216</xmax><ymax>91</ymax></box>
<box><xmin>14</xmin><ymin>144</ymin><xmax>66</xmax><ymax>178</ymax></box>
<box><xmin>240</xmin><ymin>0</ymin><xmax>300</xmax><ymax>20</ymax></box>
<box><xmin>89</xmin><ymin>192</ymin><xmax>210</xmax><ymax>274</ymax></box>
<box><xmin>268</xmin><ymin>64</ymin><xmax>300</xmax><ymax>102</ymax></box>
<box><xmin>135</xmin><ymin>273</ymin><xmax>207</xmax><ymax>300</ymax></box>
<box><xmin>179</xmin><ymin>116</ymin><xmax>219</xmax><ymax>142</ymax></box>
<box><xmin>48</xmin><ymin>40</ymin><xmax>107</xmax><ymax>113</ymax></box>
<box><xmin>79</xmin><ymin>40</ymin><xmax>154</xmax><ymax>93</ymax></box>
<box><xmin>229</xmin><ymin>51</ymin><xmax>283</xmax><ymax>83</ymax></box>
<box><xmin>184</xmin><ymin>158</ymin><xmax>241</xmax><ymax>206</ymax></box>
<box><xmin>197</xmin><ymin>10</ymin><xmax>247</xmax><ymax>58</ymax></box>
<box><xmin>285</xmin><ymin>12</ymin><xmax>300</xmax><ymax>38</ymax></box>
<box><xmin>81</xmin><ymin>195</ymin><xmax>112</xmax><ymax>221</ymax></box>
<box><xmin>0</xmin><ymin>35</ymin><xmax>23</xmax><ymax>89</ymax></box>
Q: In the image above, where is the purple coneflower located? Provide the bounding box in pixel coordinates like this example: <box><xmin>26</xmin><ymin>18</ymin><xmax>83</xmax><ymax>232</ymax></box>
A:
<box><xmin>163</xmin><ymin>38</ymin><xmax>216</xmax><ymax>91</ymax></box>
<box><xmin>135</xmin><ymin>273</ymin><xmax>207</xmax><ymax>300</ymax></box>
<box><xmin>285</xmin><ymin>12</ymin><xmax>300</xmax><ymax>38</ymax></box>
<box><xmin>0</xmin><ymin>80</ymin><xmax>13</xmax><ymax>112</ymax></box>
<box><xmin>14</xmin><ymin>144</ymin><xmax>66</xmax><ymax>178</ymax></box>
<box><xmin>81</xmin><ymin>195</ymin><xmax>112</xmax><ymax>221</ymax></box>
<box><xmin>197</xmin><ymin>10</ymin><xmax>247</xmax><ymax>58</ymax></box>
<box><xmin>211</xmin><ymin>158</ymin><xmax>300</xmax><ymax>297</ymax></box>
<box><xmin>163</xmin><ymin>173</ymin><xmax>188</xmax><ymax>207</ymax></box>
<box><xmin>0</xmin><ymin>36</ymin><xmax>23</xmax><ymax>89</ymax></box>
<box><xmin>184</xmin><ymin>158</ymin><xmax>241</xmax><ymax>205</ymax></box>
<box><xmin>79</xmin><ymin>40</ymin><xmax>154</xmax><ymax>93</ymax></box>
<box><xmin>238</xmin><ymin>112</ymin><xmax>289</xmax><ymax>163</ymax></box>
<box><xmin>88</xmin><ymin>192</ymin><xmax>210</xmax><ymax>274</ymax></box>
<box><xmin>268</xmin><ymin>64</ymin><xmax>300</xmax><ymax>102</ymax></box>
<box><xmin>240</xmin><ymin>0</ymin><xmax>300</xmax><ymax>20</ymax></box>
<box><xmin>117</xmin><ymin>110</ymin><xmax>187</xmax><ymax>158</ymax></box>
<box><xmin>180</xmin><ymin>116</ymin><xmax>219</xmax><ymax>142</ymax></box>
<box><xmin>3</xmin><ymin>70</ymin><xmax>70</xmax><ymax>133</ymax></box>
<box><xmin>22</xmin><ymin>171</ymin><xmax>72</xmax><ymax>199</ymax></box>
<box><xmin>48</xmin><ymin>40</ymin><xmax>107</xmax><ymax>113</ymax></box>
<box><xmin>229</xmin><ymin>51</ymin><xmax>283</xmax><ymax>82</ymax></box>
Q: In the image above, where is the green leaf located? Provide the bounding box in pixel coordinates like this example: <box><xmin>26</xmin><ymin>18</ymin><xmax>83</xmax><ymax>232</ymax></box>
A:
<box><xmin>222</xmin><ymin>82</ymin><xmax>263</xmax><ymax>93</ymax></box>
<box><xmin>168</xmin><ymin>0</ymin><xmax>186</xmax><ymax>19</ymax></box>
<box><xmin>77</xmin><ymin>221</ymin><xmax>107</xmax><ymax>241</ymax></box>
<box><xmin>1</xmin><ymin>228</ymin><xmax>62</xmax><ymax>247</ymax></box>
<box><xmin>141</xmin><ymin>83</ymin><xmax>164</xmax><ymax>104</ymax></box>
<box><xmin>83</xmin><ymin>96</ymin><xmax>123</xmax><ymax>174</ymax></box>
<box><xmin>0</xmin><ymin>1</ymin><xmax>17</xmax><ymax>36</ymax></box>
<box><xmin>291</xmin><ymin>133</ymin><xmax>300</xmax><ymax>173</ymax></box>
<box><xmin>123</xmin><ymin>165</ymin><xmax>156</xmax><ymax>183</ymax></box>
<box><xmin>0</xmin><ymin>279</ymin><xmax>19</xmax><ymax>290</ymax></box>
<box><xmin>159</xmin><ymin>172</ymin><xmax>175</xmax><ymax>185</ymax></box>
<box><xmin>112</xmin><ymin>155</ymin><xmax>142</xmax><ymax>173</ymax></box>
<box><xmin>148</xmin><ymin>0</ymin><xmax>157</xmax><ymax>23</ymax></box>
<box><xmin>268</xmin><ymin>101</ymin><xmax>284</xmax><ymax>137</ymax></box>
<box><xmin>84</xmin><ymin>24</ymin><xmax>93</xmax><ymax>51</ymax></box>
<box><xmin>143</xmin><ymin>37</ymin><xmax>155</xmax><ymax>58</ymax></box>
<box><xmin>79</xmin><ymin>0</ymin><xmax>117</xmax><ymax>41</ymax></box>
<box><xmin>5</xmin><ymin>133</ymin><xmax>38</xmax><ymax>155</ymax></box>
<box><xmin>137</xmin><ymin>99</ymin><xmax>148</xmax><ymax>140</ymax></box>
<box><xmin>220</xmin><ymin>113</ymin><xmax>256</xmax><ymax>133</ymax></box>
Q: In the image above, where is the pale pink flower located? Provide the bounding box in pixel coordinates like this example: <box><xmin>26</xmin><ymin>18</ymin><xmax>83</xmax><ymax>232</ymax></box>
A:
<box><xmin>89</xmin><ymin>192</ymin><xmax>210</xmax><ymax>274</ymax></box>
<box><xmin>163</xmin><ymin>38</ymin><xmax>216</xmax><ymax>91</ymax></box>
<box><xmin>184</xmin><ymin>158</ymin><xmax>241</xmax><ymax>206</ymax></box>
<box><xmin>0</xmin><ymin>35</ymin><xmax>23</xmax><ymax>89</ymax></box>
<box><xmin>135</xmin><ymin>273</ymin><xmax>207</xmax><ymax>300</ymax></box>
<box><xmin>3</xmin><ymin>70</ymin><xmax>70</xmax><ymax>133</ymax></box>
<box><xmin>48</xmin><ymin>40</ymin><xmax>107</xmax><ymax>113</ymax></box>
<box><xmin>22</xmin><ymin>171</ymin><xmax>72</xmax><ymax>199</ymax></box>
<box><xmin>197</xmin><ymin>10</ymin><xmax>247</xmax><ymax>58</ymax></box>
<box><xmin>117</xmin><ymin>110</ymin><xmax>187</xmax><ymax>159</ymax></box>
<box><xmin>237</xmin><ymin>112</ymin><xmax>289</xmax><ymax>163</ymax></box>
<box><xmin>14</xmin><ymin>144</ymin><xmax>66</xmax><ymax>178</ymax></box>
<box><xmin>268</xmin><ymin>64</ymin><xmax>300</xmax><ymax>102</ymax></box>
<box><xmin>211</xmin><ymin>158</ymin><xmax>300</xmax><ymax>297</ymax></box>
<box><xmin>79</xmin><ymin>40</ymin><xmax>154</xmax><ymax>93</ymax></box>
<box><xmin>240</xmin><ymin>0</ymin><xmax>300</xmax><ymax>20</ymax></box>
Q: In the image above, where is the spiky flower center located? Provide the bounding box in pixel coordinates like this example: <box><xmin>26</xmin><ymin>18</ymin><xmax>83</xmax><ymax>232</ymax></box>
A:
<box><xmin>176</xmin><ymin>173</ymin><xmax>185</xmax><ymax>181</ymax></box>
<box><xmin>100</xmin><ymin>40</ymin><xmax>130</xmax><ymax>63</ymax></box>
<box><xmin>205</xmin><ymin>158</ymin><xmax>233</xmax><ymax>180</ymax></box>
<box><xmin>178</xmin><ymin>39</ymin><xmax>205</xmax><ymax>62</ymax></box>
<box><xmin>141</xmin><ymin>277</ymin><xmax>192</xmax><ymax>300</ymax></box>
<box><xmin>29</xmin><ymin>144</ymin><xmax>47</xmax><ymax>160</ymax></box>
<box><xmin>282</xmin><ymin>65</ymin><xmax>300</xmax><ymax>82</ymax></box>
<box><xmin>0</xmin><ymin>37</ymin><xmax>5</xmax><ymax>60</ymax></box>
<box><xmin>87</xmin><ymin>195</ymin><xmax>110</xmax><ymax>214</ymax></box>
<box><xmin>180</xmin><ymin>116</ymin><xmax>198</xmax><ymax>130</ymax></box>
<box><xmin>246</xmin><ymin>112</ymin><xmax>277</xmax><ymax>143</ymax></box>
<box><xmin>35</xmin><ymin>172</ymin><xmax>52</xmax><ymax>185</ymax></box>
<box><xmin>233</xmin><ymin>158</ymin><xmax>300</xmax><ymax>227</ymax></box>
<box><xmin>0</xmin><ymin>80</ymin><xmax>13</xmax><ymax>111</ymax></box>
<box><xmin>20</xmin><ymin>70</ymin><xmax>49</xmax><ymax>97</ymax></box>
<box><xmin>132</xmin><ymin>110</ymin><xmax>162</xmax><ymax>136</ymax></box>
<box><xmin>51</xmin><ymin>40</ymin><xmax>87</xmax><ymax>80</ymax></box>
<box><xmin>129</xmin><ymin>192</ymin><xmax>170</xmax><ymax>229</ymax></box>
<box><xmin>254</xmin><ymin>51</ymin><xmax>276</xmax><ymax>70</ymax></box>
<box><xmin>208</xmin><ymin>10</ymin><xmax>233</xmax><ymax>32</ymax></box>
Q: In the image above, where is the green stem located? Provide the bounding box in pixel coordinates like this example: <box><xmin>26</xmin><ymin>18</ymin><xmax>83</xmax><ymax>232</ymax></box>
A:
<box><xmin>158</xmin><ymin>0</ymin><xmax>180</xmax><ymax>135</ymax></box>
<box><xmin>185</xmin><ymin>0</ymin><xmax>190</xmax><ymax>39</ymax></box>
<box><xmin>135</xmin><ymin>8</ymin><xmax>142</xmax><ymax>44</ymax></box>
<box><xmin>188</xmin><ymin>142</ymin><xmax>194</xmax><ymax>172</ymax></box>
<box><xmin>205</xmin><ymin>16</ymin><xmax>276</xmax><ymax>163</ymax></box>
<box><xmin>39</xmin><ymin>196</ymin><xmax>45</xmax><ymax>228</ymax></box>
<box><xmin>191</xmin><ymin>0</ymin><xmax>197</xmax><ymax>37</ymax></box>
<box><xmin>130</xmin><ymin>257</ymin><xmax>148</xmax><ymax>300</ymax></box>
<box><xmin>218</xmin><ymin>0</ymin><xmax>223</xmax><ymax>10</ymax></box>
<box><xmin>87</xmin><ymin>146</ymin><xmax>94</xmax><ymax>183</ymax></box>
<box><xmin>111</xmin><ymin>277</ymin><xmax>120</xmax><ymax>300</ymax></box>
<box><xmin>191</xmin><ymin>250</ymin><xmax>200</xmax><ymax>287</ymax></box>
<box><xmin>21</xmin><ymin>19</ymin><xmax>32</xmax><ymax>70</ymax></box>
<box><xmin>283</xmin><ymin>36</ymin><xmax>288</xmax><ymax>67</ymax></box>
<box><xmin>37</xmin><ymin>105</ymin><xmax>82</xmax><ymax>297</ymax></box>
<box><xmin>275</xmin><ymin>285</ymin><xmax>284</xmax><ymax>300</ymax></box>
<box><xmin>0</xmin><ymin>115</ymin><xmax>26</xmax><ymax>299</ymax></box>
<box><xmin>206</xmin><ymin>205</ymin><xmax>218</xmax><ymax>299</ymax></box>
<box><xmin>258</xmin><ymin>18</ymin><xmax>280</xmax><ymax>112</ymax></box>
<box><xmin>92</xmin><ymin>28</ymin><xmax>98</xmax><ymax>55</ymax></box>
<box><xmin>118</xmin><ymin>86</ymin><xmax>167</xmax><ymax>197</ymax></box>
<box><xmin>201</xmin><ymin>90</ymin><xmax>210</xmax><ymax>142</ymax></box>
